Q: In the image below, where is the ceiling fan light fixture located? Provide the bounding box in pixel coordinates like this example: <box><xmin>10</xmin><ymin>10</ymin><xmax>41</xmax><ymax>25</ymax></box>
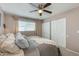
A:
<box><xmin>38</xmin><ymin>9</ymin><xmax>43</xmax><ymax>13</ymax></box>
<box><xmin>30</xmin><ymin>3</ymin><xmax>52</xmax><ymax>16</ymax></box>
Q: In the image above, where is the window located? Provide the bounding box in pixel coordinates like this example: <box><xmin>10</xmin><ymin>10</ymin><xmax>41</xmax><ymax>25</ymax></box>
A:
<box><xmin>18</xmin><ymin>20</ymin><xmax>36</xmax><ymax>31</ymax></box>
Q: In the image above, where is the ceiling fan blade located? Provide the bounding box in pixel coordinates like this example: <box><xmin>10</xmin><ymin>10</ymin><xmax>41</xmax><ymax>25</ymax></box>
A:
<box><xmin>30</xmin><ymin>10</ymin><xmax>38</xmax><ymax>12</ymax></box>
<box><xmin>43</xmin><ymin>10</ymin><xmax>52</xmax><ymax>14</ymax></box>
<box><xmin>43</xmin><ymin>3</ymin><xmax>51</xmax><ymax>8</ymax></box>
<box><xmin>38</xmin><ymin>4</ymin><xmax>42</xmax><ymax>9</ymax></box>
<box><xmin>30</xmin><ymin>3</ymin><xmax>38</xmax><ymax>8</ymax></box>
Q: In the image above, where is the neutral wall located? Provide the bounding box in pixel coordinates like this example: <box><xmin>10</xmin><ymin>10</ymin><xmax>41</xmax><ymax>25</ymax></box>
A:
<box><xmin>4</xmin><ymin>14</ymin><xmax>17</xmax><ymax>33</ymax></box>
<box><xmin>0</xmin><ymin>9</ymin><xmax>4</xmax><ymax>34</ymax></box>
<box><xmin>4</xmin><ymin>13</ymin><xmax>43</xmax><ymax>36</ymax></box>
<box><xmin>44</xmin><ymin>7</ymin><xmax>79</xmax><ymax>52</ymax></box>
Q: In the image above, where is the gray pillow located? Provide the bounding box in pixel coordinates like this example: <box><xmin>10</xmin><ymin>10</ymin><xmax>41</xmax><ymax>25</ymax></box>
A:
<box><xmin>15</xmin><ymin>33</ymin><xmax>29</xmax><ymax>49</ymax></box>
<box><xmin>23</xmin><ymin>35</ymin><xmax>38</xmax><ymax>49</ymax></box>
<box><xmin>27</xmin><ymin>39</ymin><xmax>38</xmax><ymax>49</ymax></box>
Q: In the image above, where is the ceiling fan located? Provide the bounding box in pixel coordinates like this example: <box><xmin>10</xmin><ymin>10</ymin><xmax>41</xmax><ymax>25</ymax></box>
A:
<box><xmin>30</xmin><ymin>3</ymin><xmax>52</xmax><ymax>16</ymax></box>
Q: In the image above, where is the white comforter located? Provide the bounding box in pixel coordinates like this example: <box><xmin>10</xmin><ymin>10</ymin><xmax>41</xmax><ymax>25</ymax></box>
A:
<box><xmin>28</xmin><ymin>36</ymin><xmax>56</xmax><ymax>46</ymax></box>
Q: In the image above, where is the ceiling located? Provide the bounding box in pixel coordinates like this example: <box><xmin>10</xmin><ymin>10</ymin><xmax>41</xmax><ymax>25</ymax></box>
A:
<box><xmin>0</xmin><ymin>3</ymin><xmax>79</xmax><ymax>20</ymax></box>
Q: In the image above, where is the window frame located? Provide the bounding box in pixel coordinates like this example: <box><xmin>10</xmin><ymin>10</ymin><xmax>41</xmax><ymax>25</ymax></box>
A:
<box><xmin>18</xmin><ymin>20</ymin><xmax>36</xmax><ymax>31</ymax></box>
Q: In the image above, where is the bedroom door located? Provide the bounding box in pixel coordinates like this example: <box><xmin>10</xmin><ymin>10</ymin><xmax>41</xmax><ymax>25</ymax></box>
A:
<box><xmin>42</xmin><ymin>22</ymin><xmax>50</xmax><ymax>39</ymax></box>
<box><xmin>51</xmin><ymin>18</ymin><xmax>66</xmax><ymax>48</ymax></box>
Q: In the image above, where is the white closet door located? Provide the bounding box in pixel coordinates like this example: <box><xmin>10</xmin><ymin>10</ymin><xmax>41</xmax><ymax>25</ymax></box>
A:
<box><xmin>51</xmin><ymin>21</ymin><xmax>58</xmax><ymax>43</ymax></box>
<box><xmin>42</xmin><ymin>22</ymin><xmax>50</xmax><ymax>39</ymax></box>
<box><xmin>51</xmin><ymin>18</ymin><xmax>66</xmax><ymax>48</ymax></box>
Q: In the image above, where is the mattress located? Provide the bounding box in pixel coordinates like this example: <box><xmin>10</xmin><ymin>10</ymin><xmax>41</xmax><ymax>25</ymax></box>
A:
<box><xmin>28</xmin><ymin>36</ymin><xmax>56</xmax><ymax>46</ymax></box>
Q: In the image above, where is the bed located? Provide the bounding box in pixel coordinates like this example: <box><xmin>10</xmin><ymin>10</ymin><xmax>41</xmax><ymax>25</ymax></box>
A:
<box><xmin>24</xmin><ymin>36</ymin><xmax>79</xmax><ymax>56</ymax></box>
<box><xmin>23</xmin><ymin>36</ymin><xmax>59</xmax><ymax>56</ymax></box>
<box><xmin>0</xmin><ymin>33</ymin><xmax>79</xmax><ymax>56</ymax></box>
<box><xmin>28</xmin><ymin>36</ymin><xmax>56</xmax><ymax>46</ymax></box>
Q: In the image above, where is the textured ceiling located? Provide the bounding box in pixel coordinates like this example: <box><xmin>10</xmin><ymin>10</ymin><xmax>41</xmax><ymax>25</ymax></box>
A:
<box><xmin>0</xmin><ymin>3</ymin><xmax>79</xmax><ymax>20</ymax></box>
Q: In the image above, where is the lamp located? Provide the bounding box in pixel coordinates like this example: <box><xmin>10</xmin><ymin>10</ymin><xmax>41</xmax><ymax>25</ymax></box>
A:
<box><xmin>38</xmin><ymin>9</ymin><xmax>43</xmax><ymax>13</ymax></box>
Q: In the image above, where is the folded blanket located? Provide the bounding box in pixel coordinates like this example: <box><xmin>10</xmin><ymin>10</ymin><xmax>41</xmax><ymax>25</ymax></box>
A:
<box><xmin>37</xmin><ymin>44</ymin><xmax>59</xmax><ymax>56</ymax></box>
<box><xmin>24</xmin><ymin>48</ymin><xmax>40</xmax><ymax>56</ymax></box>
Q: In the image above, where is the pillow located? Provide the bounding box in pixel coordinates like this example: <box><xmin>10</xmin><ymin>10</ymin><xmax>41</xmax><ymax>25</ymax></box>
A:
<box><xmin>0</xmin><ymin>34</ymin><xmax>7</xmax><ymax>39</ymax></box>
<box><xmin>27</xmin><ymin>39</ymin><xmax>38</xmax><ymax>49</ymax></box>
<box><xmin>0</xmin><ymin>33</ymin><xmax>24</xmax><ymax>56</ymax></box>
<box><xmin>15</xmin><ymin>32</ymin><xmax>29</xmax><ymax>49</ymax></box>
<box><xmin>6</xmin><ymin>33</ymin><xmax>15</xmax><ymax>40</ymax></box>
<box><xmin>0</xmin><ymin>34</ymin><xmax>7</xmax><ymax>46</ymax></box>
<box><xmin>23</xmin><ymin>35</ymin><xmax>38</xmax><ymax>49</ymax></box>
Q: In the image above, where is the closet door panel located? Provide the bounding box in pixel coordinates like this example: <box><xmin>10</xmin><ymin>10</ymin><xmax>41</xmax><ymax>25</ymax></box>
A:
<box><xmin>51</xmin><ymin>18</ymin><xmax>66</xmax><ymax>48</ymax></box>
<box><xmin>51</xmin><ymin>21</ymin><xmax>56</xmax><ymax>41</ymax></box>
<box><xmin>42</xmin><ymin>22</ymin><xmax>50</xmax><ymax>39</ymax></box>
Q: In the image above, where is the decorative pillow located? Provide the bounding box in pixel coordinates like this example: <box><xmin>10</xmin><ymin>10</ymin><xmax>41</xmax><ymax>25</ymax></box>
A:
<box><xmin>0</xmin><ymin>33</ymin><xmax>24</xmax><ymax>56</ymax></box>
<box><xmin>0</xmin><ymin>34</ymin><xmax>7</xmax><ymax>39</ymax></box>
<box><xmin>0</xmin><ymin>34</ymin><xmax>7</xmax><ymax>46</ymax></box>
<box><xmin>6</xmin><ymin>33</ymin><xmax>15</xmax><ymax>40</ymax></box>
<box><xmin>27</xmin><ymin>39</ymin><xmax>38</xmax><ymax>49</ymax></box>
<box><xmin>23</xmin><ymin>35</ymin><xmax>38</xmax><ymax>49</ymax></box>
<box><xmin>15</xmin><ymin>32</ymin><xmax>29</xmax><ymax>49</ymax></box>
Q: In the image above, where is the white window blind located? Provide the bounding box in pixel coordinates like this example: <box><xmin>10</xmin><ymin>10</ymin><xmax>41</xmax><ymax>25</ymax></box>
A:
<box><xmin>18</xmin><ymin>20</ymin><xmax>36</xmax><ymax>31</ymax></box>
